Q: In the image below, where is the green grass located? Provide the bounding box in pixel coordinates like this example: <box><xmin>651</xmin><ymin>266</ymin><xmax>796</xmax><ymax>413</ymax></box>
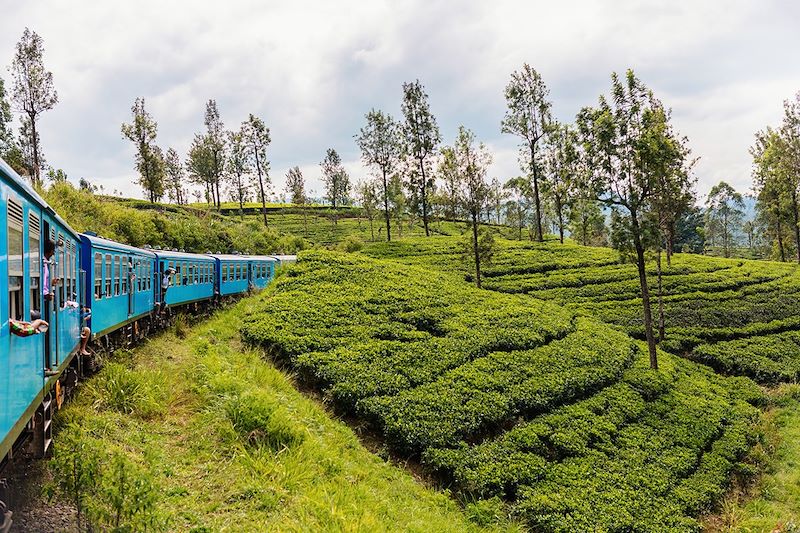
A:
<box><xmin>704</xmin><ymin>388</ymin><xmax>800</xmax><ymax>532</ymax></box>
<box><xmin>49</xmin><ymin>297</ymin><xmax>516</xmax><ymax>532</ymax></box>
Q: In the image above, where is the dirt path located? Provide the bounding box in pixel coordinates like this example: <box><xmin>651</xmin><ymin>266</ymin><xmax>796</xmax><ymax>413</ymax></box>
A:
<box><xmin>4</xmin><ymin>458</ymin><xmax>76</xmax><ymax>533</ymax></box>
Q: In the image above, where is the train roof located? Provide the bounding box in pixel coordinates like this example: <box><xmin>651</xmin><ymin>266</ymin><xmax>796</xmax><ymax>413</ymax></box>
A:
<box><xmin>1</xmin><ymin>157</ymin><xmax>81</xmax><ymax>240</ymax></box>
<box><xmin>152</xmin><ymin>249</ymin><xmax>216</xmax><ymax>262</ymax></box>
<box><xmin>211</xmin><ymin>254</ymin><xmax>253</xmax><ymax>261</ymax></box>
<box><xmin>269</xmin><ymin>255</ymin><xmax>297</xmax><ymax>262</ymax></box>
<box><xmin>81</xmin><ymin>233</ymin><xmax>157</xmax><ymax>257</ymax></box>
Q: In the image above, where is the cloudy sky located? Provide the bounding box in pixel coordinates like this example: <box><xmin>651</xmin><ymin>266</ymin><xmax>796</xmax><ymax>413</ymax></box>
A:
<box><xmin>2</xmin><ymin>1</ymin><xmax>799</xmax><ymax>202</ymax></box>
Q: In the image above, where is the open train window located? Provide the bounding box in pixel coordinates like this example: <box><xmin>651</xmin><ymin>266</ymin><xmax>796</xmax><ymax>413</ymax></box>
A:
<box><xmin>105</xmin><ymin>254</ymin><xmax>112</xmax><ymax>295</ymax></box>
<box><xmin>95</xmin><ymin>253</ymin><xmax>102</xmax><ymax>299</ymax></box>
<box><xmin>113</xmin><ymin>255</ymin><xmax>120</xmax><ymax>296</ymax></box>
<box><xmin>8</xmin><ymin>198</ymin><xmax>24</xmax><ymax>320</ymax></box>
<box><xmin>121</xmin><ymin>257</ymin><xmax>128</xmax><ymax>295</ymax></box>
<box><xmin>29</xmin><ymin>212</ymin><xmax>41</xmax><ymax>316</ymax></box>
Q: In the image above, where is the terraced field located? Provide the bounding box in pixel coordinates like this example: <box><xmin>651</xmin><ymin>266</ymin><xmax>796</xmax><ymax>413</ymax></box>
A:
<box><xmin>363</xmin><ymin>238</ymin><xmax>800</xmax><ymax>385</ymax></box>
<box><xmin>242</xmin><ymin>250</ymin><xmax>764</xmax><ymax>531</ymax></box>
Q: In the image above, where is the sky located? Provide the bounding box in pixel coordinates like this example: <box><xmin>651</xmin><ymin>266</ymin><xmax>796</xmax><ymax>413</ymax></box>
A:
<box><xmin>1</xmin><ymin>0</ymin><xmax>799</xmax><ymax>203</ymax></box>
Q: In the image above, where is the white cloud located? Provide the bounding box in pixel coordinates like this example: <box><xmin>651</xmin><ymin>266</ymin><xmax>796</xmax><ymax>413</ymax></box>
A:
<box><xmin>1</xmin><ymin>0</ymin><xmax>798</xmax><ymax>202</ymax></box>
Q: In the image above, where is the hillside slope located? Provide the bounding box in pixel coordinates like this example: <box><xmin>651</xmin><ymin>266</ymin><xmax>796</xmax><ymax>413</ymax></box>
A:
<box><xmin>242</xmin><ymin>250</ymin><xmax>764</xmax><ymax>531</ymax></box>
<box><xmin>48</xmin><ymin>297</ymin><xmax>507</xmax><ymax>532</ymax></box>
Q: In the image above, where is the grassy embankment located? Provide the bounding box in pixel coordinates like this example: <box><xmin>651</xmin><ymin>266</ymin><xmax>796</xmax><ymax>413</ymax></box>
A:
<box><xmin>50</xmin><ymin>296</ymin><xmax>515</xmax><ymax>532</ymax></box>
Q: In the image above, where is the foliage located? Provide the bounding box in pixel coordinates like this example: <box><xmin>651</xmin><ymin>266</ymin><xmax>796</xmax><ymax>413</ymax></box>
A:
<box><xmin>9</xmin><ymin>27</ymin><xmax>58</xmax><ymax>185</ymax></box>
<box><xmin>320</xmin><ymin>148</ymin><xmax>350</xmax><ymax>211</ymax></box>
<box><xmin>121</xmin><ymin>97</ymin><xmax>165</xmax><ymax>203</ymax></box>
<box><xmin>242</xmin><ymin>249</ymin><xmax>762</xmax><ymax>531</ymax></box>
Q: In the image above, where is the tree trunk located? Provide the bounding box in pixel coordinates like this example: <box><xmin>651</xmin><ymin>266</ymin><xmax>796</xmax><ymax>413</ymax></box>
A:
<box><xmin>29</xmin><ymin>112</ymin><xmax>41</xmax><ymax>186</ymax></box>
<box><xmin>530</xmin><ymin>144</ymin><xmax>543</xmax><ymax>241</ymax></box>
<box><xmin>666</xmin><ymin>222</ymin><xmax>675</xmax><ymax>266</ymax></box>
<box><xmin>420</xmin><ymin>158</ymin><xmax>430</xmax><ymax>237</ymax></box>
<box><xmin>472</xmin><ymin>211</ymin><xmax>481</xmax><ymax>289</ymax></box>
<box><xmin>254</xmin><ymin>149</ymin><xmax>268</xmax><ymax>227</ymax></box>
<box><xmin>631</xmin><ymin>211</ymin><xmax>658</xmax><ymax>369</ymax></box>
<box><xmin>382</xmin><ymin>169</ymin><xmax>391</xmax><ymax>241</ymax></box>
<box><xmin>656</xmin><ymin>248</ymin><xmax>665</xmax><ymax>343</ymax></box>
<box><xmin>368</xmin><ymin>215</ymin><xmax>374</xmax><ymax>241</ymax></box>
<box><xmin>777</xmin><ymin>217</ymin><xmax>786</xmax><ymax>262</ymax></box>
<box><xmin>556</xmin><ymin>197</ymin><xmax>564</xmax><ymax>244</ymax></box>
<box><xmin>792</xmin><ymin>188</ymin><xmax>800</xmax><ymax>264</ymax></box>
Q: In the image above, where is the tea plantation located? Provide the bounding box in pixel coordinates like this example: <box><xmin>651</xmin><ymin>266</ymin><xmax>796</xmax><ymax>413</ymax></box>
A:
<box><xmin>242</xmin><ymin>249</ymin><xmax>765</xmax><ymax>531</ymax></box>
<box><xmin>363</xmin><ymin>237</ymin><xmax>800</xmax><ymax>385</ymax></box>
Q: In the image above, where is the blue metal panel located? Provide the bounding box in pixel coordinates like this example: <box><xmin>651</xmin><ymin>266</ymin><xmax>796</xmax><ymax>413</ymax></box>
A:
<box><xmin>1</xmin><ymin>158</ymin><xmax>83</xmax><ymax>460</ymax></box>
<box><xmin>80</xmin><ymin>234</ymin><xmax>157</xmax><ymax>336</ymax></box>
<box><xmin>248</xmin><ymin>256</ymin><xmax>278</xmax><ymax>290</ymax></box>
<box><xmin>153</xmin><ymin>251</ymin><xmax>215</xmax><ymax>307</ymax></box>
<box><xmin>212</xmin><ymin>256</ymin><xmax>251</xmax><ymax>296</ymax></box>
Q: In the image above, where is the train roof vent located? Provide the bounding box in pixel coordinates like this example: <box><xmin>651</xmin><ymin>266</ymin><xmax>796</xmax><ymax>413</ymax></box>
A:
<box><xmin>85</xmin><ymin>231</ymin><xmax>98</xmax><ymax>236</ymax></box>
<box><xmin>179</xmin><ymin>249</ymin><xmax>185</xmax><ymax>253</ymax></box>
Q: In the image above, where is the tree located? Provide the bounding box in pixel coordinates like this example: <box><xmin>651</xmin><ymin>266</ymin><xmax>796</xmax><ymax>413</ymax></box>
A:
<box><xmin>186</xmin><ymin>134</ymin><xmax>215</xmax><ymax>205</ymax></box>
<box><xmin>121</xmin><ymin>98</ymin><xmax>165</xmax><ymax>204</ymax></box>
<box><xmin>577</xmin><ymin>70</ymin><xmax>680</xmax><ymax>370</ymax></box>
<box><xmin>202</xmin><ymin>100</ymin><xmax>226</xmax><ymax>209</ymax></box>
<box><xmin>46</xmin><ymin>167</ymin><xmax>68</xmax><ymax>183</ymax></box>
<box><xmin>752</xmin><ymin>128</ymin><xmax>791</xmax><ymax>262</ymax></box>
<box><xmin>503</xmin><ymin>177</ymin><xmax>530</xmax><ymax>240</ymax></box>
<box><xmin>242</xmin><ymin>114</ymin><xmax>272</xmax><ymax>227</ymax></box>
<box><xmin>285</xmin><ymin>166</ymin><xmax>308</xmax><ymax>236</ymax></box>
<box><xmin>488</xmin><ymin>178</ymin><xmax>508</xmax><ymax>225</ymax></box>
<box><xmin>501</xmin><ymin>63</ymin><xmax>552</xmax><ymax>241</ymax></box>
<box><xmin>357</xmin><ymin>179</ymin><xmax>379</xmax><ymax>241</ymax></box>
<box><xmin>438</xmin><ymin>145</ymin><xmax>461</xmax><ymax>220</ymax></box>
<box><xmin>164</xmin><ymin>148</ymin><xmax>186</xmax><ymax>205</ymax></box>
<box><xmin>705</xmin><ymin>181</ymin><xmax>745</xmax><ymax>258</ymax></box>
<box><xmin>10</xmin><ymin>28</ymin><xmax>58</xmax><ymax>186</ymax></box>
<box><xmin>0</xmin><ymin>76</ymin><xmax>17</xmax><ymax>161</ymax></box>
<box><xmin>401</xmin><ymin>80</ymin><xmax>441</xmax><ymax>236</ymax></box>
<box><xmin>544</xmin><ymin>123</ymin><xmax>579</xmax><ymax>243</ymax></box>
<box><xmin>18</xmin><ymin>116</ymin><xmax>44</xmax><ymax>179</ymax></box>
<box><xmin>451</xmin><ymin>126</ymin><xmax>492</xmax><ymax>288</ymax></box>
<box><xmin>388</xmin><ymin>173</ymin><xmax>407</xmax><ymax>238</ymax></box>
<box><xmin>356</xmin><ymin>110</ymin><xmax>402</xmax><ymax>241</ymax></box>
<box><xmin>226</xmin><ymin>128</ymin><xmax>252</xmax><ymax>217</ymax></box>
<box><xmin>320</xmin><ymin>148</ymin><xmax>351</xmax><ymax>224</ymax></box>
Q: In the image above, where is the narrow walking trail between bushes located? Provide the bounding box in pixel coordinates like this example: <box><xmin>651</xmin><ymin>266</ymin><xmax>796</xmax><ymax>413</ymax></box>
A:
<box><xmin>35</xmin><ymin>299</ymin><xmax>515</xmax><ymax>532</ymax></box>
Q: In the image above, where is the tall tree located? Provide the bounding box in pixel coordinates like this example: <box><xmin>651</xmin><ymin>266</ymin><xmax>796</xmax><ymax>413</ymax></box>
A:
<box><xmin>242</xmin><ymin>114</ymin><xmax>272</xmax><ymax>227</ymax></box>
<box><xmin>10</xmin><ymin>28</ymin><xmax>58</xmax><ymax>186</ymax></box>
<box><xmin>705</xmin><ymin>181</ymin><xmax>745</xmax><ymax>258</ymax></box>
<box><xmin>503</xmin><ymin>176</ymin><xmax>531</xmax><ymax>240</ymax></box>
<box><xmin>544</xmin><ymin>122</ymin><xmax>579</xmax><ymax>244</ymax></box>
<box><xmin>164</xmin><ymin>148</ymin><xmax>186</xmax><ymax>205</ymax></box>
<box><xmin>0</xmin><ymin>76</ymin><xmax>16</xmax><ymax>159</ymax></box>
<box><xmin>452</xmin><ymin>126</ymin><xmax>492</xmax><ymax>288</ymax></box>
<box><xmin>320</xmin><ymin>148</ymin><xmax>351</xmax><ymax>224</ymax></box>
<box><xmin>501</xmin><ymin>63</ymin><xmax>552</xmax><ymax>241</ymax></box>
<box><xmin>438</xmin><ymin>145</ymin><xmax>461</xmax><ymax>220</ymax></box>
<box><xmin>357</xmin><ymin>179</ymin><xmax>379</xmax><ymax>241</ymax></box>
<box><xmin>356</xmin><ymin>110</ymin><xmax>402</xmax><ymax>241</ymax></box>
<box><xmin>752</xmin><ymin>128</ymin><xmax>792</xmax><ymax>262</ymax></box>
<box><xmin>226</xmin><ymin>129</ymin><xmax>252</xmax><ymax>217</ymax></box>
<box><xmin>780</xmin><ymin>92</ymin><xmax>800</xmax><ymax>262</ymax></box>
<box><xmin>401</xmin><ymin>80</ymin><xmax>441</xmax><ymax>236</ymax></box>
<box><xmin>121</xmin><ymin>98</ymin><xmax>165</xmax><ymax>204</ymax></box>
<box><xmin>186</xmin><ymin>134</ymin><xmax>215</xmax><ymax>205</ymax></box>
<box><xmin>577</xmin><ymin>70</ymin><xmax>680</xmax><ymax>370</ymax></box>
<box><xmin>285</xmin><ymin>166</ymin><xmax>308</xmax><ymax>236</ymax></box>
<box><xmin>203</xmin><ymin>100</ymin><xmax>226</xmax><ymax>209</ymax></box>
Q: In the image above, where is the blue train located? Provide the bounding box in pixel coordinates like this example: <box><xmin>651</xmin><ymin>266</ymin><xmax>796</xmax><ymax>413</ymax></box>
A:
<box><xmin>0</xmin><ymin>158</ymin><xmax>293</xmax><ymax>519</ymax></box>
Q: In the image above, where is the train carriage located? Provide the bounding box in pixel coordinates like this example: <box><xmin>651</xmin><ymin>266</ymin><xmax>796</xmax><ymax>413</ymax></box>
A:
<box><xmin>154</xmin><ymin>250</ymin><xmax>216</xmax><ymax>308</ymax></box>
<box><xmin>213</xmin><ymin>254</ymin><xmax>251</xmax><ymax>296</ymax></box>
<box><xmin>248</xmin><ymin>256</ymin><xmax>278</xmax><ymax>290</ymax></box>
<box><xmin>80</xmin><ymin>234</ymin><xmax>157</xmax><ymax>338</ymax></box>
<box><xmin>1</xmin><ymin>159</ymin><xmax>82</xmax><ymax>462</ymax></box>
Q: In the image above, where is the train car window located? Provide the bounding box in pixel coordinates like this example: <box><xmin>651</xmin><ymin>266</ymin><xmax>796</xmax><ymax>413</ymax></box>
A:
<box><xmin>147</xmin><ymin>263</ymin><xmax>152</xmax><ymax>291</ymax></box>
<box><xmin>94</xmin><ymin>253</ymin><xmax>102</xmax><ymax>299</ymax></box>
<box><xmin>29</xmin><ymin>212</ymin><xmax>41</xmax><ymax>316</ymax></box>
<box><xmin>105</xmin><ymin>254</ymin><xmax>112</xmax><ymax>295</ymax></box>
<box><xmin>58</xmin><ymin>234</ymin><xmax>66</xmax><ymax>304</ymax></box>
<box><xmin>121</xmin><ymin>257</ymin><xmax>128</xmax><ymax>294</ymax></box>
<box><xmin>114</xmin><ymin>255</ymin><xmax>121</xmax><ymax>296</ymax></box>
<box><xmin>7</xmin><ymin>198</ymin><xmax>24</xmax><ymax>320</ymax></box>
